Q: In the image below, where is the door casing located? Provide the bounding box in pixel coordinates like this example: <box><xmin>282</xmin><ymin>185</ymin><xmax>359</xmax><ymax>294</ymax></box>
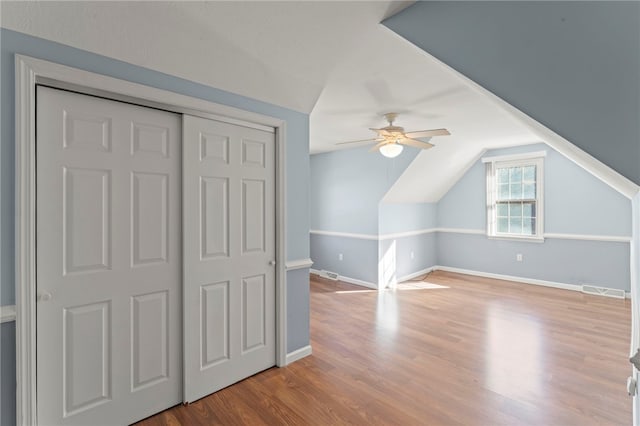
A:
<box><xmin>15</xmin><ymin>54</ymin><xmax>288</xmax><ymax>426</ymax></box>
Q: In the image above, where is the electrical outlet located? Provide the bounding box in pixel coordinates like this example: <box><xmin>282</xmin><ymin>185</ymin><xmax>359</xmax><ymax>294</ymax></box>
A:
<box><xmin>516</xmin><ymin>253</ymin><xmax>523</xmax><ymax>262</ymax></box>
<box><xmin>410</xmin><ymin>251</ymin><xmax>415</xmax><ymax>260</ymax></box>
<box><xmin>338</xmin><ymin>253</ymin><xmax>343</xmax><ymax>261</ymax></box>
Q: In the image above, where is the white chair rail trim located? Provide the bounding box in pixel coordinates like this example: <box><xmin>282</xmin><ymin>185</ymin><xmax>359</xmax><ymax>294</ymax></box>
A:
<box><xmin>310</xmin><ymin>228</ymin><xmax>629</xmax><ymax>243</ymax></box>
<box><xmin>285</xmin><ymin>258</ymin><xmax>314</xmax><ymax>271</ymax></box>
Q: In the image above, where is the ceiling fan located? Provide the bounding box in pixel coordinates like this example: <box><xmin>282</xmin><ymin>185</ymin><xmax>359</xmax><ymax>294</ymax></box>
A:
<box><xmin>336</xmin><ymin>112</ymin><xmax>450</xmax><ymax>158</ymax></box>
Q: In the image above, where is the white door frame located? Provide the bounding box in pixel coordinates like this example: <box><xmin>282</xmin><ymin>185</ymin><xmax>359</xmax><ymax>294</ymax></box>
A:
<box><xmin>15</xmin><ymin>54</ymin><xmax>288</xmax><ymax>426</ymax></box>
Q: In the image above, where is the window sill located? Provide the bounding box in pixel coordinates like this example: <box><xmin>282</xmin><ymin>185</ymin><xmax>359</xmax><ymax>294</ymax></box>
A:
<box><xmin>487</xmin><ymin>234</ymin><xmax>545</xmax><ymax>243</ymax></box>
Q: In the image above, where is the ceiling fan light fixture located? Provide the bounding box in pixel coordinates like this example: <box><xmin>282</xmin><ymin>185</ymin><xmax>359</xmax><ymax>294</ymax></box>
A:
<box><xmin>379</xmin><ymin>143</ymin><xmax>403</xmax><ymax>158</ymax></box>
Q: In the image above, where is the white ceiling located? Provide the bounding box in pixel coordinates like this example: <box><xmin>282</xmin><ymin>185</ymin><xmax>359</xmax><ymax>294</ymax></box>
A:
<box><xmin>309</xmin><ymin>23</ymin><xmax>539</xmax><ymax>202</ymax></box>
<box><xmin>1</xmin><ymin>1</ymin><xmax>540</xmax><ymax>202</ymax></box>
<box><xmin>1</xmin><ymin>1</ymin><xmax>409</xmax><ymax>113</ymax></box>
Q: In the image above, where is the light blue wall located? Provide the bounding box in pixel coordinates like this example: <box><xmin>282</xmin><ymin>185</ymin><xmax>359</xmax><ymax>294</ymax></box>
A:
<box><xmin>310</xmin><ymin>234</ymin><xmax>378</xmax><ymax>284</ymax></box>
<box><xmin>313</xmin><ymin>142</ymin><xmax>632</xmax><ymax>290</ymax></box>
<box><xmin>377</xmin><ymin>204</ymin><xmax>438</xmax><ymax>285</ymax></box>
<box><xmin>438</xmin><ymin>143</ymin><xmax>632</xmax><ymax>236</ymax></box>
<box><xmin>545</xmin><ymin>147</ymin><xmax>631</xmax><ymax>236</ymax></box>
<box><xmin>379</xmin><ymin>203</ymin><xmax>437</xmax><ymax>234</ymax></box>
<box><xmin>309</xmin><ymin>145</ymin><xmax>421</xmax><ymax>284</ymax></box>
<box><xmin>1</xmin><ymin>29</ymin><xmax>311</xmax><ymax>424</ymax></box>
<box><xmin>311</xmin><ymin>232</ymin><xmax>437</xmax><ymax>286</ymax></box>
<box><xmin>310</xmin><ymin>145</ymin><xmax>420</xmax><ymax>235</ymax></box>
<box><xmin>286</xmin><ymin>269</ymin><xmax>310</xmax><ymax>353</ymax></box>
<box><xmin>436</xmin><ymin>143</ymin><xmax>632</xmax><ymax>290</ymax></box>
<box><xmin>379</xmin><ymin>233</ymin><xmax>437</xmax><ymax>282</ymax></box>
<box><xmin>437</xmin><ymin>161</ymin><xmax>486</xmax><ymax>230</ymax></box>
<box><xmin>384</xmin><ymin>1</ymin><xmax>640</xmax><ymax>185</ymax></box>
<box><xmin>438</xmin><ymin>232</ymin><xmax>630</xmax><ymax>291</ymax></box>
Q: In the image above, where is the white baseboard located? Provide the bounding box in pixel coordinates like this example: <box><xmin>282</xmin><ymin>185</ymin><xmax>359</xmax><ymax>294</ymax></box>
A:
<box><xmin>434</xmin><ymin>265</ymin><xmax>631</xmax><ymax>299</ymax></box>
<box><xmin>338</xmin><ymin>275</ymin><xmax>378</xmax><ymax>289</ymax></box>
<box><xmin>397</xmin><ymin>267</ymin><xmax>436</xmax><ymax>283</ymax></box>
<box><xmin>310</xmin><ymin>269</ymin><xmax>378</xmax><ymax>290</ymax></box>
<box><xmin>310</xmin><ymin>265</ymin><xmax>630</xmax><ymax>299</ymax></box>
<box><xmin>0</xmin><ymin>305</ymin><xmax>16</xmax><ymax>324</ymax></box>
<box><xmin>285</xmin><ymin>345</ymin><xmax>312</xmax><ymax>365</ymax></box>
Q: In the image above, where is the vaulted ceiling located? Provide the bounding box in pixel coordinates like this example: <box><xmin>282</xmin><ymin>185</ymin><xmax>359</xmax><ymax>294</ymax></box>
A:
<box><xmin>4</xmin><ymin>1</ymin><xmax>631</xmax><ymax>202</ymax></box>
<box><xmin>384</xmin><ymin>1</ymin><xmax>640</xmax><ymax>188</ymax></box>
<box><xmin>1</xmin><ymin>1</ymin><xmax>411</xmax><ymax>113</ymax></box>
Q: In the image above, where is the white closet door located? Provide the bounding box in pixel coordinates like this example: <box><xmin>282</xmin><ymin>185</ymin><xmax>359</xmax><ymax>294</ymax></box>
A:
<box><xmin>183</xmin><ymin>115</ymin><xmax>275</xmax><ymax>403</ymax></box>
<box><xmin>36</xmin><ymin>86</ymin><xmax>182</xmax><ymax>425</ymax></box>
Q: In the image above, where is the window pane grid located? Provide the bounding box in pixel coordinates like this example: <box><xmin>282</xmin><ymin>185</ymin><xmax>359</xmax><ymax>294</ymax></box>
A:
<box><xmin>489</xmin><ymin>160</ymin><xmax>541</xmax><ymax>239</ymax></box>
<box><xmin>495</xmin><ymin>201</ymin><xmax>537</xmax><ymax>236</ymax></box>
<box><xmin>496</xmin><ymin>165</ymin><xmax>536</xmax><ymax>202</ymax></box>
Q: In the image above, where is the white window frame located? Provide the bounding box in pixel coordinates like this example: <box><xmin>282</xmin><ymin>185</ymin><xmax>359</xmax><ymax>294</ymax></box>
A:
<box><xmin>483</xmin><ymin>151</ymin><xmax>546</xmax><ymax>242</ymax></box>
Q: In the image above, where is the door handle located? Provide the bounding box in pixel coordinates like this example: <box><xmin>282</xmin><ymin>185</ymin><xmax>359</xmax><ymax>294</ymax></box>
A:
<box><xmin>269</xmin><ymin>260</ymin><xmax>276</xmax><ymax>266</ymax></box>
<box><xmin>630</xmin><ymin>349</ymin><xmax>640</xmax><ymax>370</ymax></box>
<box><xmin>37</xmin><ymin>291</ymin><xmax>52</xmax><ymax>302</ymax></box>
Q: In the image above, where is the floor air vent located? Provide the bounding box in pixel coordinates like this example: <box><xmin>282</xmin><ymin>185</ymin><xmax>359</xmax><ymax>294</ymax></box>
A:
<box><xmin>320</xmin><ymin>270</ymin><xmax>339</xmax><ymax>281</ymax></box>
<box><xmin>581</xmin><ymin>284</ymin><xmax>625</xmax><ymax>299</ymax></box>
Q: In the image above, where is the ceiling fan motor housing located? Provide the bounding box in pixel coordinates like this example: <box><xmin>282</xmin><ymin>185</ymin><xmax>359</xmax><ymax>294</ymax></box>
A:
<box><xmin>382</xmin><ymin>126</ymin><xmax>404</xmax><ymax>134</ymax></box>
<box><xmin>383</xmin><ymin>112</ymin><xmax>399</xmax><ymax>124</ymax></box>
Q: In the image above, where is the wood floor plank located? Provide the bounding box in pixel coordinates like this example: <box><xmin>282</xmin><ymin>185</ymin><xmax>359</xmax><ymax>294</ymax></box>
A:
<box><xmin>136</xmin><ymin>271</ymin><xmax>632</xmax><ymax>425</ymax></box>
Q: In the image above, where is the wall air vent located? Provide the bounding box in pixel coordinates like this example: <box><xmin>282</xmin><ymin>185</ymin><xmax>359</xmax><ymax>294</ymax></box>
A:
<box><xmin>320</xmin><ymin>270</ymin><xmax>339</xmax><ymax>281</ymax></box>
<box><xmin>581</xmin><ymin>284</ymin><xmax>626</xmax><ymax>299</ymax></box>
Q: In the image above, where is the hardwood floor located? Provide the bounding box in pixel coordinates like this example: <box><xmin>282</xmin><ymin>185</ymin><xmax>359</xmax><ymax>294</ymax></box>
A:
<box><xmin>136</xmin><ymin>271</ymin><xmax>632</xmax><ymax>425</ymax></box>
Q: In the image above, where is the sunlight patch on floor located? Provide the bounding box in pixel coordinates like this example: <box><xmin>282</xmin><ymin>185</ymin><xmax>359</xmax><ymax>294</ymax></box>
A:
<box><xmin>334</xmin><ymin>281</ymin><xmax>449</xmax><ymax>293</ymax></box>
<box><xmin>394</xmin><ymin>282</ymin><xmax>449</xmax><ymax>291</ymax></box>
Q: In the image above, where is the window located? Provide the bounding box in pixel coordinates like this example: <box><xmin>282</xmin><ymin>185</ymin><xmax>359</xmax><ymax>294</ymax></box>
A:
<box><xmin>484</xmin><ymin>152</ymin><xmax>545</xmax><ymax>241</ymax></box>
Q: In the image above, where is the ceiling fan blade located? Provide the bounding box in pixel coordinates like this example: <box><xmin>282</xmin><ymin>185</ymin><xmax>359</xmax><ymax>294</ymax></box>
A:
<box><xmin>404</xmin><ymin>128</ymin><xmax>450</xmax><ymax>138</ymax></box>
<box><xmin>369</xmin><ymin>140</ymin><xmax>389</xmax><ymax>152</ymax></box>
<box><xmin>399</xmin><ymin>138</ymin><xmax>435</xmax><ymax>150</ymax></box>
<box><xmin>335</xmin><ymin>138</ymin><xmax>383</xmax><ymax>146</ymax></box>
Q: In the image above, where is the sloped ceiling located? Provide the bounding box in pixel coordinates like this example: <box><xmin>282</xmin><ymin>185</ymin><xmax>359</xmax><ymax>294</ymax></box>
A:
<box><xmin>310</xmin><ymin>24</ymin><xmax>538</xmax><ymax>202</ymax></box>
<box><xmin>383</xmin><ymin>1</ymin><xmax>640</xmax><ymax>186</ymax></box>
<box><xmin>1</xmin><ymin>1</ymin><xmax>410</xmax><ymax>113</ymax></box>
<box><xmin>2</xmin><ymin>1</ymin><xmax>549</xmax><ymax>202</ymax></box>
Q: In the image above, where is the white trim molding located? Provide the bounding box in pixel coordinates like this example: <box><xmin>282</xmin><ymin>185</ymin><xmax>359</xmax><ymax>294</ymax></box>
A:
<box><xmin>397</xmin><ymin>267</ymin><xmax>436</xmax><ymax>283</ymax></box>
<box><xmin>309</xmin><ymin>269</ymin><xmax>378</xmax><ymax>290</ymax></box>
<box><xmin>311</xmin><ymin>227</ymin><xmax>629</xmax><ymax>243</ymax></box>
<box><xmin>310</xmin><ymin>264</ymin><xmax>631</xmax><ymax>299</ymax></box>
<box><xmin>285</xmin><ymin>258</ymin><xmax>313</xmax><ymax>271</ymax></box>
<box><xmin>338</xmin><ymin>275</ymin><xmax>378</xmax><ymax>289</ymax></box>
<box><xmin>15</xmin><ymin>54</ymin><xmax>38</xmax><ymax>426</ymax></box>
<box><xmin>485</xmin><ymin>155</ymin><xmax>545</xmax><ymax>241</ymax></box>
<box><xmin>15</xmin><ymin>54</ymin><xmax>290</xmax><ymax>425</ymax></box>
<box><xmin>481</xmin><ymin>150</ymin><xmax>547</xmax><ymax>164</ymax></box>
<box><xmin>311</xmin><ymin>227</ymin><xmax>482</xmax><ymax>241</ymax></box>
<box><xmin>436</xmin><ymin>228</ymin><xmax>485</xmax><ymax>236</ymax></box>
<box><xmin>436</xmin><ymin>265</ymin><xmax>581</xmax><ymax>292</ymax></box>
<box><xmin>379</xmin><ymin>229</ymin><xmax>436</xmax><ymax>240</ymax></box>
<box><xmin>285</xmin><ymin>345</ymin><xmax>312</xmax><ymax>365</ymax></box>
<box><xmin>1</xmin><ymin>305</ymin><xmax>17</xmax><ymax>324</ymax></box>
<box><xmin>309</xmin><ymin>229</ymin><xmax>378</xmax><ymax>240</ymax></box>
<box><xmin>434</xmin><ymin>265</ymin><xmax>631</xmax><ymax>299</ymax></box>
<box><xmin>544</xmin><ymin>233</ymin><xmax>631</xmax><ymax>243</ymax></box>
